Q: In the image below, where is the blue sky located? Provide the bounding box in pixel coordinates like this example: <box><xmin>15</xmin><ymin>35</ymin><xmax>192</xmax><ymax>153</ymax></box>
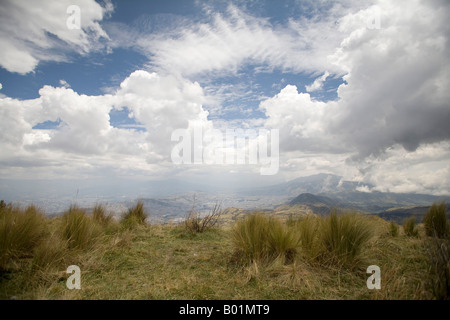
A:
<box><xmin>0</xmin><ymin>1</ymin><xmax>343</xmax><ymax>115</ymax></box>
<box><xmin>0</xmin><ymin>0</ymin><xmax>450</xmax><ymax>201</ymax></box>
<box><xmin>0</xmin><ymin>1</ymin><xmax>343</xmax><ymax>126</ymax></box>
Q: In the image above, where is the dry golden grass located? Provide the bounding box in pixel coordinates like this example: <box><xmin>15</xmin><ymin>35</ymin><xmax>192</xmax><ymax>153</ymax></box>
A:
<box><xmin>0</xmin><ymin>203</ymin><xmax>446</xmax><ymax>300</ymax></box>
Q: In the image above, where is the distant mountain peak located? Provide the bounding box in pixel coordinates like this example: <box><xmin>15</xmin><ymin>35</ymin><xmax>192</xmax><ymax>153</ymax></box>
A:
<box><xmin>289</xmin><ymin>193</ymin><xmax>339</xmax><ymax>207</ymax></box>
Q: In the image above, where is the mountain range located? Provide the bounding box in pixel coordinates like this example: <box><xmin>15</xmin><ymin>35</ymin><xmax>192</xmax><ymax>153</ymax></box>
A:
<box><xmin>3</xmin><ymin>173</ymin><xmax>449</xmax><ymax>223</ymax></box>
<box><xmin>226</xmin><ymin>174</ymin><xmax>449</xmax><ymax>223</ymax></box>
<box><xmin>282</xmin><ymin>191</ymin><xmax>449</xmax><ymax>223</ymax></box>
<box><xmin>240</xmin><ymin>173</ymin><xmax>447</xmax><ymax>211</ymax></box>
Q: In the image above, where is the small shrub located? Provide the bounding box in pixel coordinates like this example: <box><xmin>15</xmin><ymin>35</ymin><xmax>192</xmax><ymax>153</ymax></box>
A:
<box><xmin>424</xmin><ymin>202</ymin><xmax>449</xmax><ymax>238</ymax></box>
<box><xmin>62</xmin><ymin>205</ymin><xmax>101</xmax><ymax>250</ymax></box>
<box><xmin>0</xmin><ymin>204</ymin><xmax>47</xmax><ymax>270</ymax></box>
<box><xmin>185</xmin><ymin>202</ymin><xmax>222</xmax><ymax>234</ymax></box>
<box><xmin>403</xmin><ymin>217</ymin><xmax>419</xmax><ymax>237</ymax></box>
<box><xmin>121</xmin><ymin>200</ymin><xmax>147</xmax><ymax>228</ymax></box>
<box><xmin>320</xmin><ymin>211</ymin><xmax>373</xmax><ymax>267</ymax></box>
<box><xmin>389</xmin><ymin>221</ymin><xmax>399</xmax><ymax>237</ymax></box>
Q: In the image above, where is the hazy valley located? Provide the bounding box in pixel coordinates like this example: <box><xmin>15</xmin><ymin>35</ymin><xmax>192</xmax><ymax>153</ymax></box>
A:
<box><xmin>3</xmin><ymin>174</ymin><xmax>448</xmax><ymax>224</ymax></box>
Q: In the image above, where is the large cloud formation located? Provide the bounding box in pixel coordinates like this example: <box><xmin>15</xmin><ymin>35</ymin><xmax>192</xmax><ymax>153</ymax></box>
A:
<box><xmin>0</xmin><ymin>71</ymin><xmax>211</xmax><ymax>179</ymax></box>
<box><xmin>331</xmin><ymin>0</ymin><xmax>450</xmax><ymax>157</ymax></box>
<box><xmin>0</xmin><ymin>0</ymin><xmax>449</xmax><ymax>195</ymax></box>
<box><xmin>258</xmin><ymin>0</ymin><xmax>450</xmax><ymax>193</ymax></box>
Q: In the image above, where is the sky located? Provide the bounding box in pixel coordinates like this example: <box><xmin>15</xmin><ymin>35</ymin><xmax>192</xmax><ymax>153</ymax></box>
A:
<box><xmin>0</xmin><ymin>0</ymin><xmax>450</xmax><ymax>201</ymax></box>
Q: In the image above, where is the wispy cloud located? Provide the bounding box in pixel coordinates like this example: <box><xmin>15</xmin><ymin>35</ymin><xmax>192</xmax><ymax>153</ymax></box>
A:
<box><xmin>0</xmin><ymin>0</ymin><xmax>112</xmax><ymax>74</ymax></box>
<box><xmin>305</xmin><ymin>72</ymin><xmax>330</xmax><ymax>92</ymax></box>
<box><xmin>108</xmin><ymin>4</ymin><xmax>348</xmax><ymax>78</ymax></box>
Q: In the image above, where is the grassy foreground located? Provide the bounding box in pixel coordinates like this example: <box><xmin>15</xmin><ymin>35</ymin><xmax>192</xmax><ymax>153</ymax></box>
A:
<box><xmin>0</xmin><ymin>202</ymin><xmax>448</xmax><ymax>300</ymax></box>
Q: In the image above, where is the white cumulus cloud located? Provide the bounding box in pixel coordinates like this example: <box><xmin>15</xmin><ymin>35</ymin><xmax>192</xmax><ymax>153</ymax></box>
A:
<box><xmin>0</xmin><ymin>70</ymin><xmax>213</xmax><ymax>179</ymax></box>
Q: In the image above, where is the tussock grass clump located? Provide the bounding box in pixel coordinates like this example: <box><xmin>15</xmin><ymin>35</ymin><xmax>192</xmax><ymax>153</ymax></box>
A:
<box><xmin>185</xmin><ymin>202</ymin><xmax>222</xmax><ymax>234</ymax></box>
<box><xmin>233</xmin><ymin>211</ymin><xmax>373</xmax><ymax>268</ymax></box>
<box><xmin>389</xmin><ymin>221</ymin><xmax>399</xmax><ymax>237</ymax></box>
<box><xmin>319</xmin><ymin>211</ymin><xmax>373</xmax><ymax>268</ymax></box>
<box><xmin>290</xmin><ymin>215</ymin><xmax>321</xmax><ymax>261</ymax></box>
<box><xmin>232</xmin><ymin>213</ymin><xmax>298</xmax><ymax>265</ymax></box>
<box><xmin>92</xmin><ymin>204</ymin><xmax>113</xmax><ymax>226</ymax></box>
<box><xmin>0</xmin><ymin>203</ymin><xmax>47</xmax><ymax>270</ymax></box>
<box><xmin>232</xmin><ymin>213</ymin><xmax>270</xmax><ymax>264</ymax></box>
<box><xmin>424</xmin><ymin>236</ymin><xmax>450</xmax><ymax>299</ymax></box>
<box><xmin>31</xmin><ymin>234</ymin><xmax>67</xmax><ymax>271</ymax></box>
<box><xmin>121</xmin><ymin>200</ymin><xmax>147</xmax><ymax>228</ymax></box>
<box><xmin>424</xmin><ymin>202</ymin><xmax>449</xmax><ymax>239</ymax></box>
<box><xmin>403</xmin><ymin>217</ymin><xmax>419</xmax><ymax>237</ymax></box>
<box><xmin>62</xmin><ymin>205</ymin><xmax>102</xmax><ymax>250</ymax></box>
<box><xmin>267</xmin><ymin>218</ymin><xmax>298</xmax><ymax>264</ymax></box>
